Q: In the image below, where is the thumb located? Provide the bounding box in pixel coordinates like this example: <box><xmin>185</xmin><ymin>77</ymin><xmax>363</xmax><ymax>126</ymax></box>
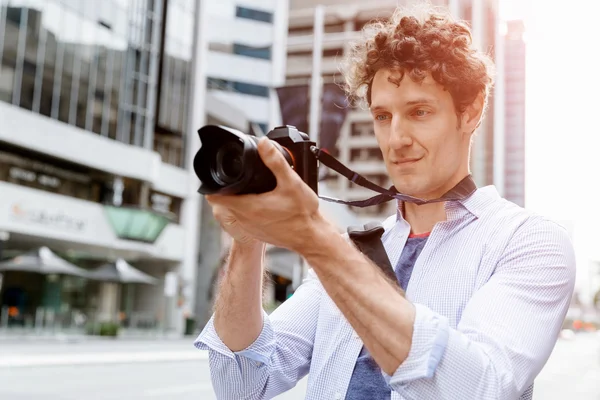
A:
<box><xmin>257</xmin><ymin>137</ymin><xmax>295</xmax><ymax>180</ymax></box>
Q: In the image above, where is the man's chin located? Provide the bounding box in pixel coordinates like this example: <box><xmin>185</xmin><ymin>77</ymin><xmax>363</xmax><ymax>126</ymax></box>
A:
<box><xmin>392</xmin><ymin>182</ymin><xmax>422</xmax><ymax>197</ymax></box>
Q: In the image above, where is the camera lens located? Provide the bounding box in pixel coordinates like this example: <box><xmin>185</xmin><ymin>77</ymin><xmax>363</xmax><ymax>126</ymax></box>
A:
<box><xmin>211</xmin><ymin>141</ymin><xmax>244</xmax><ymax>185</ymax></box>
<box><xmin>196</xmin><ymin>125</ymin><xmax>302</xmax><ymax>195</ymax></box>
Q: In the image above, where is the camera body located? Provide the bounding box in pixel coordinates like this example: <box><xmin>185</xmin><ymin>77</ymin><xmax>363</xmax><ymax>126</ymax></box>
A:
<box><xmin>194</xmin><ymin>125</ymin><xmax>319</xmax><ymax>196</ymax></box>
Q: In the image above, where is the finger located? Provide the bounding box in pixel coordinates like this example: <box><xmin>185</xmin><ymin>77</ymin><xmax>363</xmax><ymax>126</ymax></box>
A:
<box><xmin>206</xmin><ymin>194</ymin><xmax>240</xmax><ymax>209</ymax></box>
<box><xmin>257</xmin><ymin>137</ymin><xmax>297</xmax><ymax>183</ymax></box>
<box><xmin>211</xmin><ymin>205</ymin><xmax>237</xmax><ymax>226</ymax></box>
<box><xmin>206</xmin><ymin>192</ymin><xmax>261</xmax><ymax>210</ymax></box>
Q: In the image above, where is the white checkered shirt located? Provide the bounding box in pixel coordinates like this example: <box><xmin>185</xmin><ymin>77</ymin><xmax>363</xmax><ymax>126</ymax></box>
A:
<box><xmin>195</xmin><ymin>186</ymin><xmax>576</xmax><ymax>399</ymax></box>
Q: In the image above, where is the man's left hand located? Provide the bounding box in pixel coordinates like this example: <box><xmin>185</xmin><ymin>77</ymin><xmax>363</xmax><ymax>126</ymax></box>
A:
<box><xmin>205</xmin><ymin>137</ymin><xmax>331</xmax><ymax>254</ymax></box>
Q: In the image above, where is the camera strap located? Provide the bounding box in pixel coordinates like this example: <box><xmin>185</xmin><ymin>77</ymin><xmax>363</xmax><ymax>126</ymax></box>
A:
<box><xmin>311</xmin><ymin>146</ymin><xmax>477</xmax><ymax>207</ymax></box>
<box><xmin>347</xmin><ymin>222</ymin><xmax>399</xmax><ymax>288</ymax></box>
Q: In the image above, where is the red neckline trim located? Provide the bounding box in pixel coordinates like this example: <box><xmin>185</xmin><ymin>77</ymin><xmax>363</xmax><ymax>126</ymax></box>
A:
<box><xmin>408</xmin><ymin>231</ymin><xmax>431</xmax><ymax>239</ymax></box>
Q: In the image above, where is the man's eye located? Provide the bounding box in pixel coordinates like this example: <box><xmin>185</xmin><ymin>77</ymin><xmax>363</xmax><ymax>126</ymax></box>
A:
<box><xmin>375</xmin><ymin>114</ymin><xmax>389</xmax><ymax>121</ymax></box>
<box><xmin>413</xmin><ymin>109</ymin><xmax>429</xmax><ymax>117</ymax></box>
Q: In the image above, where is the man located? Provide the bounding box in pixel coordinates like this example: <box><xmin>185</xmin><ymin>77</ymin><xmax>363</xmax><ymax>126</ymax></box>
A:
<box><xmin>196</xmin><ymin>5</ymin><xmax>575</xmax><ymax>400</ymax></box>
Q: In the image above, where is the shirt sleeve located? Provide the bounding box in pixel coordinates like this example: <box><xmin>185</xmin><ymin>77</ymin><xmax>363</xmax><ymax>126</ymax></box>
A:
<box><xmin>384</xmin><ymin>217</ymin><xmax>576</xmax><ymax>399</ymax></box>
<box><xmin>194</xmin><ymin>268</ymin><xmax>323</xmax><ymax>400</ymax></box>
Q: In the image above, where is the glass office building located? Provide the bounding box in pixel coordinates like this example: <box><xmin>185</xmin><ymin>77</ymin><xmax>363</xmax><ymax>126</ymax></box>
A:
<box><xmin>0</xmin><ymin>0</ymin><xmax>200</xmax><ymax>334</ymax></box>
<box><xmin>0</xmin><ymin>0</ymin><xmax>195</xmax><ymax>166</ymax></box>
<box><xmin>0</xmin><ymin>0</ymin><xmax>290</xmax><ymax>334</ymax></box>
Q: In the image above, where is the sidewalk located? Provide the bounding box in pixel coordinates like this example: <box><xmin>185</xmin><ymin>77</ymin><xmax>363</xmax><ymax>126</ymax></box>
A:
<box><xmin>0</xmin><ymin>336</ymin><xmax>206</xmax><ymax>369</ymax></box>
<box><xmin>0</xmin><ymin>349</ymin><xmax>208</xmax><ymax>368</ymax></box>
<box><xmin>0</xmin><ymin>331</ymin><xmax>186</xmax><ymax>343</ymax></box>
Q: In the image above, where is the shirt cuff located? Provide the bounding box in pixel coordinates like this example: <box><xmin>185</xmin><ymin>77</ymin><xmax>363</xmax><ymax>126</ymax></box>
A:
<box><xmin>383</xmin><ymin>303</ymin><xmax>450</xmax><ymax>388</ymax></box>
<box><xmin>194</xmin><ymin>309</ymin><xmax>275</xmax><ymax>366</ymax></box>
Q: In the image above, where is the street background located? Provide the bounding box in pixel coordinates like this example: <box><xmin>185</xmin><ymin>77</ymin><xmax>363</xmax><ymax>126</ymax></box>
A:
<box><xmin>1</xmin><ymin>0</ymin><xmax>600</xmax><ymax>398</ymax></box>
<box><xmin>1</xmin><ymin>332</ymin><xmax>598</xmax><ymax>399</ymax></box>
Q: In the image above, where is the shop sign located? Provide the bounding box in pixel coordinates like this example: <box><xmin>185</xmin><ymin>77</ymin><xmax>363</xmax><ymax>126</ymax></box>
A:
<box><xmin>9</xmin><ymin>203</ymin><xmax>86</xmax><ymax>232</ymax></box>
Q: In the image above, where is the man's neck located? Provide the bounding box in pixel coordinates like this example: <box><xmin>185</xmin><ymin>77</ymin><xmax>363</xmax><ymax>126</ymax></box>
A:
<box><xmin>402</xmin><ymin>201</ymin><xmax>447</xmax><ymax>235</ymax></box>
<box><xmin>399</xmin><ymin>170</ymin><xmax>471</xmax><ymax>234</ymax></box>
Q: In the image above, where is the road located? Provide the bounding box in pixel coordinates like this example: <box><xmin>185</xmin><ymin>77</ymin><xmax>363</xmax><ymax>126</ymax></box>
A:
<box><xmin>0</xmin><ymin>338</ymin><xmax>307</xmax><ymax>400</ymax></box>
<box><xmin>0</xmin><ymin>333</ymin><xmax>598</xmax><ymax>399</ymax></box>
<box><xmin>533</xmin><ymin>332</ymin><xmax>600</xmax><ymax>399</ymax></box>
<box><xmin>0</xmin><ymin>360</ymin><xmax>308</xmax><ymax>400</ymax></box>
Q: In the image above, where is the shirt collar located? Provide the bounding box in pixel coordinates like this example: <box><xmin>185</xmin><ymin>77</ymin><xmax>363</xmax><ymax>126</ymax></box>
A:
<box><xmin>454</xmin><ymin>185</ymin><xmax>500</xmax><ymax>218</ymax></box>
<box><xmin>396</xmin><ymin>185</ymin><xmax>500</xmax><ymax>222</ymax></box>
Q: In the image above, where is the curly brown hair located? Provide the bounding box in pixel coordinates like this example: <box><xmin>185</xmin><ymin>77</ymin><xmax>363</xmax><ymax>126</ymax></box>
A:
<box><xmin>339</xmin><ymin>4</ymin><xmax>495</xmax><ymax>115</ymax></box>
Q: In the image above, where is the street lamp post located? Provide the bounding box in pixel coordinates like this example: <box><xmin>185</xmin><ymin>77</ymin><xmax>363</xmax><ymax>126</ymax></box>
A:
<box><xmin>308</xmin><ymin>5</ymin><xmax>325</xmax><ymax>143</ymax></box>
<box><xmin>0</xmin><ymin>231</ymin><xmax>10</xmax><ymax>317</ymax></box>
<box><xmin>0</xmin><ymin>231</ymin><xmax>9</xmax><ymax>260</ymax></box>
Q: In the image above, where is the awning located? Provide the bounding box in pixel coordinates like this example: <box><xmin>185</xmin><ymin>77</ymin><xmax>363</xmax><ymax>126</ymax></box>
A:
<box><xmin>0</xmin><ymin>246</ymin><xmax>89</xmax><ymax>277</ymax></box>
<box><xmin>87</xmin><ymin>258</ymin><xmax>158</xmax><ymax>285</ymax></box>
<box><xmin>104</xmin><ymin>205</ymin><xmax>173</xmax><ymax>243</ymax></box>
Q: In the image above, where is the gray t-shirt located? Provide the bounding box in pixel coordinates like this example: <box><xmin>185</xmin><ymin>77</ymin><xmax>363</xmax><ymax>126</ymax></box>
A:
<box><xmin>345</xmin><ymin>234</ymin><xmax>429</xmax><ymax>400</ymax></box>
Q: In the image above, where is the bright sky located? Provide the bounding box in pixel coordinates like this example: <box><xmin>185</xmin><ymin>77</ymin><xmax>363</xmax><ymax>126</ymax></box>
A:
<box><xmin>512</xmin><ymin>0</ymin><xmax>600</xmax><ymax>222</ymax></box>
<box><xmin>503</xmin><ymin>0</ymin><xmax>600</xmax><ymax>293</ymax></box>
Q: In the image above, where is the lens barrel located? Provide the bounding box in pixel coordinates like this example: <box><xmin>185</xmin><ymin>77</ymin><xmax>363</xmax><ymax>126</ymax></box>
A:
<box><xmin>194</xmin><ymin>125</ymin><xmax>294</xmax><ymax>195</ymax></box>
<box><xmin>211</xmin><ymin>141</ymin><xmax>244</xmax><ymax>185</ymax></box>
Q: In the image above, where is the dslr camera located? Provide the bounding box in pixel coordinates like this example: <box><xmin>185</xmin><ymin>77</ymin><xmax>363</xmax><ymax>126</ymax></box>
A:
<box><xmin>194</xmin><ymin>125</ymin><xmax>319</xmax><ymax>196</ymax></box>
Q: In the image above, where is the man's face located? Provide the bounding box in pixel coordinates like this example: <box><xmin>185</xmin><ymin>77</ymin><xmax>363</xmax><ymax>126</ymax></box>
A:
<box><xmin>370</xmin><ymin>69</ymin><xmax>477</xmax><ymax>199</ymax></box>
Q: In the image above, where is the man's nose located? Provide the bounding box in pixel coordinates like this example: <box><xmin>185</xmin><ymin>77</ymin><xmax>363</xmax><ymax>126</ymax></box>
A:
<box><xmin>389</xmin><ymin>117</ymin><xmax>413</xmax><ymax>149</ymax></box>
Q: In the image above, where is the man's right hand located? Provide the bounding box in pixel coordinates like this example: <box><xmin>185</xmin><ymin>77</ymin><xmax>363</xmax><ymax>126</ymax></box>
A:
<box><xmin>209</xmin><ymin>203</ymin><xmax>262</xmax><ymax>248</ymax></box>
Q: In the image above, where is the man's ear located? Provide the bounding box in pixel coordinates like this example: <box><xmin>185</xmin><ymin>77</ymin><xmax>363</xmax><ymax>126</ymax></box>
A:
<box><xmin>461</xmin><ymin>92</ymin><xmax>485</xmax><ymax>133</ymax></box>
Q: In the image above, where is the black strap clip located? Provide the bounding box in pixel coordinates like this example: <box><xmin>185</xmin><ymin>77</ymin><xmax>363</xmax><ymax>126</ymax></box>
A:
<box><xmin>347</xmin><ymin>222</ymin><xmax>397</xmax><ymax>286</ymax></box>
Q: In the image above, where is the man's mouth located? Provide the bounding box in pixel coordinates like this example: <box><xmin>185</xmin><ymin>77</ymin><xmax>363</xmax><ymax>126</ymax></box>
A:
<box><xmin>392</xmin><ymin>157</ymin><xmax>422</xmax><ymax>166</ymax></box>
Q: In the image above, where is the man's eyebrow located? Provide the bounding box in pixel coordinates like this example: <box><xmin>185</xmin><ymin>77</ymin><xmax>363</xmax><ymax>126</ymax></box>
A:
<box><xmin>370</xmin><ymin>98</ymin><xmax>438</xmax><ymax>112</ymax></box>
<box><xmin>404</xmin><ymin>98</ymin><xmax>438</xmax><ymax>106</ymax></box>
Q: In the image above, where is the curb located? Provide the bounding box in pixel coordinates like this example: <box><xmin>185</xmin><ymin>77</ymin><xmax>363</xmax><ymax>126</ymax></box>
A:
<box><xmin>0</xmin><ymin>334</ymin><xmax>188</xmax><ymax>342</ymax></box>
<box><xmin>0</xmin><ymin>350</ymin><xmax>209</xmax><ymax>368</ymax></box>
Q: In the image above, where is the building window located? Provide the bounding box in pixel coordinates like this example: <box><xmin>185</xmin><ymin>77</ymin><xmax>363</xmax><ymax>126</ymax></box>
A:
<box><xmin>233</xmin><ymin>81</ymin><xmax>269</xmax><ymax>97</ymax></box>
<box><xmin>0</xmin><ymin>1</ymin><xmax>163</xmax><ymax>149</ymax></box>
<box><xmin>350</xmin><ymin>148</ymin><xmax>382</xmax><ymax>162</ymax></box>
<box><xmin>208</xmin><ymin>42</ymin><xmax>272</xmax><ymax>60</ymax></box>
<box><xmin>153</xmin><ymin>131</ymin><xmax>184</xmax><ymax>168</ymax></box>
<box><xmin>288</xmin><ymin>48</ymin><xmax>343</xmax><ymax>58</ymax></box>
<box><xmin>153</xmin><ymin>0</ymin><xmax>197</xmax><ymax>167</ymax></box>
<box><xmin>235</xmin><ymin>6</ymin><xmax>273</xmax><ymax>24</ymax></box>
<box><xmin>0</xmin><ymin>147</ymin><xmax>103</xmax><ymax>203</ymax></box>
<box><xmin>350</xmin><ymin>122</ymin><xmax>374</xmax><ymax>137</ymax></box>
<box><xmin>156</xmin><ymin>0</ymin><xmax>196</xmax><ymax>139</ymax></box>
<box><xmin>118</xmin><ymin>0</ymin><xmax>164</xmax><ymax>148</ymax></box>
<box><xmin>207</xmin><ymin>78</ymin><xmax>269</xmax><ymax>98</ymax></box>
<box><xmin>233</xmin><ymin>43</ymin><xmax>272</xmax><ymax>60</ymax></box>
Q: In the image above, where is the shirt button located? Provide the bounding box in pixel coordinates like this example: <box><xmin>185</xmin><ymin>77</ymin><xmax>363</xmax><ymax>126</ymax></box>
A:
<box><xmin>334</xmin><ymin>393</ymin><xmax>342</xmax><ymax>400</ymax></box>
<box><xmin>255</xmin><ymin>361</ymin><xmax>262</xmax><ymax>367</ymax></box>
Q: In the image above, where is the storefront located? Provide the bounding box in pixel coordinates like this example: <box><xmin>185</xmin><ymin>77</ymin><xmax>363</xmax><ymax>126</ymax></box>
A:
<box><xmin>0</xmin><ymin>146</ymin><xmax>105</xmax><ymax>203</ymax></box>
<box><xmin>0</xmin><ymin>145</ymin><xmax>183</xmax><ymax>219</ymax></box>
<box><xmin>0</xmin><ymin>180</ymin><xmax>184</xmax><ymax>258</ymax></box>
<box><xmin>0</xmin><ymin>179</ymin><xmax>185</xmax><ymax>331</ymax></box>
